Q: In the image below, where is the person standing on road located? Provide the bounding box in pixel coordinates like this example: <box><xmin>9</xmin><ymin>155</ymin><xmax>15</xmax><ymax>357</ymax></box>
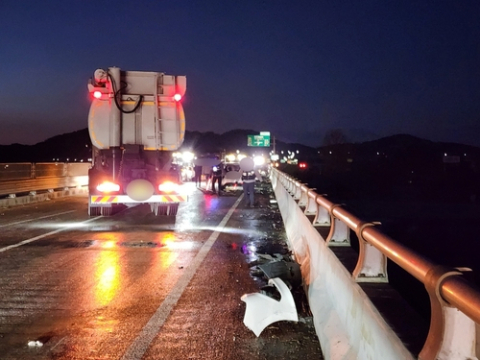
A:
<box><xmin>211</xmin><ymin>163</ymin><xmax>223</xmax><ymax>194</ymax></box>
<box><xmin>194</xmin><ymin>164</ymin><xmax>202</xmax><ymax>187</ymax></box>
<box><xmin>242</xmin><ymin>169</ymin><xmax>256</xmax><ymax>207</ymax></box>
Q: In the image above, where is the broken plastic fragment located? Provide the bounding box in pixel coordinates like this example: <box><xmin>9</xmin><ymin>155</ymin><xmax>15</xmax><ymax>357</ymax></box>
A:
<box><xmin>27</xmin><ymin>340</ymin><xmax>43</xmax><ymax>347</ymax></box>
<box><xmin>241</xmin><ymin>277</ymin><xmax>298</xmax><ymax>337</ymax></box>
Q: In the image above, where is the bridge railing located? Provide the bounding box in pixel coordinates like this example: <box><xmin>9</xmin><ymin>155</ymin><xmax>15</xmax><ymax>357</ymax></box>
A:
<box><xmin>271</xmin><ymin>167</ymin><xmax>479</xmax><ymax>360</ymax></box>
<box><xmin>0</xmin><ymin>162</ymin><xmax>89</xmax><ymax>198</ymax></box>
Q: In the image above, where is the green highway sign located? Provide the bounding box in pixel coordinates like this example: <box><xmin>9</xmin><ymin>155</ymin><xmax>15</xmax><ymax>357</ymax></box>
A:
<box><xmin>247</xmin><ymin>134</ymin><xmax>271</xmax><ymax>147</ymax></box>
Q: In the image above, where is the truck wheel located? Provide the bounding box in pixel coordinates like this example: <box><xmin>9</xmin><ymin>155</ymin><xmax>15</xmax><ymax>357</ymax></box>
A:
<box><xmin>101</xmin><ymin>207</ymin><xmax>112</xmax><ymax>216</ymax></box>
<box><xmin>89</xmin><ymin>205</ymin><xmax>101</xmax><ymax>216</ymax></box>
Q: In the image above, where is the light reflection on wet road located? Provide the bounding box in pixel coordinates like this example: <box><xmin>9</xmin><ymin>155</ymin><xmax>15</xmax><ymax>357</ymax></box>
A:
<box><xmin>0</xmin><ymin>183</ymin><xmax>242</xmax><ymax>359</ymax></box>
<box><xmin>95</xmin><ymin>239</ymin><xmax>121</xmax><ymax>307</ymax></box>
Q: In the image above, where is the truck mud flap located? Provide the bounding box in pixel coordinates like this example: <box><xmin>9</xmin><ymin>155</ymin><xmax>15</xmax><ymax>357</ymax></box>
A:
<box><xmin>151</xmin><ymin>203</ymin><xmax>179</xmax><ymax>216</ymax></box>
<box><xmin>88</xmin><ymin>205</ymin><xmax>101</xmax><ymax>216</ymax></box>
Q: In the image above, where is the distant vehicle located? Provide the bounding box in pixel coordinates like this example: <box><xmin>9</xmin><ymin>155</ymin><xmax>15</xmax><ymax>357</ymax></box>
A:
<box><xmin>223</xmin><ymin>162</ymin><xmax>243</xmax><ymax>185</ymax></box>
<box><xmin>299</xmin><ymin>162</ymin><xmax>307</xmax><ymax>169</ymax></box>
<box><xmin>86</xmin><ymin>67</ymin><xmax>187</xmax><ymax>216</ymax></box>
<box><xmin>181</xmin><ymin>166</ymin><xmax>194</xmax><ymax>182</ymax></box>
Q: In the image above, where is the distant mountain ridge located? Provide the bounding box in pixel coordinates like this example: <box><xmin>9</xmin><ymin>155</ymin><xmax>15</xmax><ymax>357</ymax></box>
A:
<box><xmin>0</xmin><ymin>129</ymin><xmax>479</xmax><ymax>163</ymax></box>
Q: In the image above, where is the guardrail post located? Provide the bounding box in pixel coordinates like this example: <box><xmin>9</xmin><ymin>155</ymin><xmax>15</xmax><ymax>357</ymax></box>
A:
<box><xmin>419</xmin><ymin>266</ymin><xmax>478</xmax><ymax>360</ymax></box>
<box><xmin>293</xmin><ymin>182</ymin><xmax>302</xmax><ymax>201</ymax></box>
<box><xmin>353</xmin><ymin>222</ymin><xmax>388</xmax><ymax>282</ymax></box>
<box><xmin>298</xmin><ymin>187</ymin><xmax>308</xmax><ymax>207</ymax></box>
<box><xmin>304</xmin><ymin>193</ymin><xmax>318</xmax><ymax>215</ymax></box>
<box><xmin>287</xmin><ymin>177</ymin><xmax>295</xmax><ymax>194</ymax></box>
<box><xmin>326</xmin><ymin>206</ymin><xmax>351</xmax><ymax>246</ymax></box>
<box><xmin>313</xmin><ymin>199</ymin><xmax>331</xmax><ymax>227</ymax></box>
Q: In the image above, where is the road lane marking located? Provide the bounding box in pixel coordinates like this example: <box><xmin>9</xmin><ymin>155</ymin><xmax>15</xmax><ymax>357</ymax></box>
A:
<box><xmin>121</xmin><ymin>195</ymin><xmax>244</xmax><ymax>360</ymax></box>
<box><xmin>0</xmin><ymin>217</ymin><xmax>103</xmax><ymax>253</ymax></box>
<box><xmin>0</xmin><ymin>210</ymin><xmax>76</xmax><ymax>228</ymax></box>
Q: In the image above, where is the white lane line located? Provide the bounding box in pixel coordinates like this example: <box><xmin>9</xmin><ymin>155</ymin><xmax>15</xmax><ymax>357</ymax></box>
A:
<box><xmin>0</xmin><ymin>217</ymin><xmax>103</xmax><ymax>253</ymax></box>
<box><xmin>121</xmin><ymin>195</ymin><xmax>244</xmax><ymax>360</ymax></box>
<box><xmin>0</xmin><ymin>210</ymin><xmax>77</xmax><ymax>228</ymax></box>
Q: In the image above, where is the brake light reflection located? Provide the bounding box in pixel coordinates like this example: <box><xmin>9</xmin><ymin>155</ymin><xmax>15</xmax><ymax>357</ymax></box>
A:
<box><xmin>94</xmin><ymin>234</ymin><xmax>121</xmax><ymax>307</ymax></box>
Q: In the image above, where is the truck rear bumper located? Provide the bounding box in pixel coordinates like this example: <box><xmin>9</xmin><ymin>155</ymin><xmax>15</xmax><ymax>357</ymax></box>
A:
<box><xmin>90</xmin><ymin>195</ymin><xmax>187</xmax><ymax>204</ymax></box>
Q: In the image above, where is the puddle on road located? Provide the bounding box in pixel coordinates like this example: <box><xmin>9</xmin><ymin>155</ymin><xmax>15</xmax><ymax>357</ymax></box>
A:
<box><xmin>119</xmin><ymin>241</ymin><xmax>162</xmax><ymax>248</ymax></box>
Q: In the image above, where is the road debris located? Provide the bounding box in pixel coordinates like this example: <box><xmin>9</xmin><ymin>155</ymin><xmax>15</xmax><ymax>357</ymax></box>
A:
<box><xmin>27</xmin><ymin>340</ymin><xmax>43</xmax><ymax>347</ymax></box>
<box><xmin>241</xmin><ymin>277</ymin><xmax>299</xmax><ymax>337</ymax></box>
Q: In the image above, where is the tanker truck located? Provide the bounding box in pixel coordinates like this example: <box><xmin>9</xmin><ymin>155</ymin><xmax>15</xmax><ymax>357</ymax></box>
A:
<box><xmin>86</xmin><ymin>67</ymin><xmax>187</xmax><ymax>216</ymax></box>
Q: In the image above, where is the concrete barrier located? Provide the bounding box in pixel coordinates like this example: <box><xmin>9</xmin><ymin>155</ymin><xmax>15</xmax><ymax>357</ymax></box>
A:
<box><xmin>0</xmin><ymin>187</ymin><xmax>88</xmax><ymax>208</ymax></box>
<box><xmin>0</xmin><ymin>162</ymin><xmax>90</xmax><ymax>207</ymax></box>
<box><xmin>271</xmin><ymin>173</ymin><xmax>414</xmax><ymax>360</ymax></box>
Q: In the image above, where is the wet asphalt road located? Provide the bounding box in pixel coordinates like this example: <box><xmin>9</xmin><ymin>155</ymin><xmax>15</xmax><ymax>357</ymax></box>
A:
<box><xmin>0</xmin><ymin>182</ymin><xmax>322</xmax><ymax>359</ymax></box>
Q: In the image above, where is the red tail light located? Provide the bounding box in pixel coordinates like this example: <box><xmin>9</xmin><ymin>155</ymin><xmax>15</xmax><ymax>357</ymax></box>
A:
<box><xmin>158</xmin><ymin>181</ymin><xmax>180</xmax><ymax>193</ymax></box>
<box><xmin>97</xmin><ymin>181</ymin><xmax>120</xmax><ymax>193</ymax></box>
<box><xmin>173</xmin><ymin>93</ymin><xmax>182</xmax><ymax>102</ymax></box>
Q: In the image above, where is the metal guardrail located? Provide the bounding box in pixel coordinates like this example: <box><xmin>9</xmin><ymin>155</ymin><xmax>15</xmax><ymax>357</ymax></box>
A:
<box><xmin>272</xmin><ymin>168</ymin><xmax>479</xmax><ymax>360</ymax></box>
<box><xmin>0</xmin><ymin>162</ymin><xmax>90</xmax><ymax>197</ymax></box>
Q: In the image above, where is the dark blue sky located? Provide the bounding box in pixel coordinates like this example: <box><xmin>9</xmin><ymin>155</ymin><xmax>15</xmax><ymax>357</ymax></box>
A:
<box><xmin>1</xmin><ymin>0</ymin><xmax>479</xmax><ymax>146</ymax></box>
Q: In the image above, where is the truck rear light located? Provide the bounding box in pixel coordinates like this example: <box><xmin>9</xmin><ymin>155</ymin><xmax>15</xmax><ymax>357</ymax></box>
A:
<box><xmin>97</xmin><ymin>181</ymin><xmax>120</xmax><ymax>193</ymax></box>
<box><xmin>158</xmin><ymin>181</ymin><xmax>180</xmax><ymax>193</ymax></box>
<box><xmin>89</xmin><ymin>89</ymin><xmax>110</xmax><ymax>101</ymax></box>
<box><xmin>173</xmin><ymin>93</ymin><xmax>182</xmax><ymax>101</ymax></box>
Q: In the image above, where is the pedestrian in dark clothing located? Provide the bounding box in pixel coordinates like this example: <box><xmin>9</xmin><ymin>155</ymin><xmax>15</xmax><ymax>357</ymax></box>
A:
<box><xmin>211</xmin><ymin>163</ymin><xmax>223</xmax><ymax>193</ymax></box>
<box><xmin>194</xmin><ymin>165</ymin><xmax>202</xmax><ymax>187</ymax></box>
<box><xmin>242</xmin><ymin>169</ymin><xmax>256</xmax><ymax>206</ymax></box>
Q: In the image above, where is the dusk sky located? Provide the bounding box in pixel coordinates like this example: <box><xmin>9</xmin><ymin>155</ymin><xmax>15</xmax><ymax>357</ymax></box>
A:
<box><xmin>1</xmin><ymin>1</ymin><xmax>479</xmax><ymax>147</ymax></box>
